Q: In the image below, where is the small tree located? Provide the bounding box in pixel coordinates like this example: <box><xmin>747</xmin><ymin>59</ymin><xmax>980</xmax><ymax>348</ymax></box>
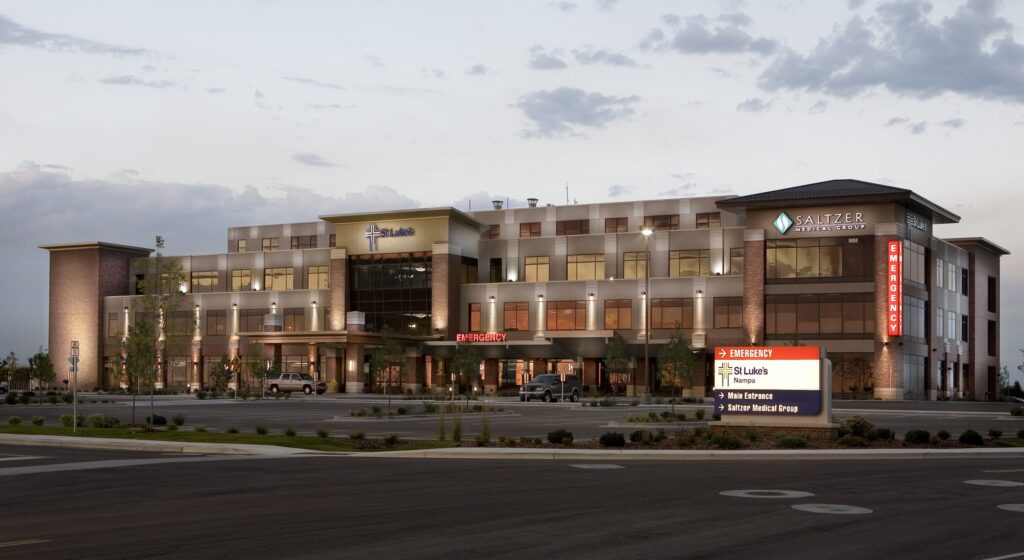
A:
<box><xmin>449</xmin><ymin>343</ymin><xmax>482</xmax><ymax>405</ymax></box>
<box><xmin>370</xmin><ymin>326</ymin><xmax>406</xmax><ymax>416</ymax></box>
<box><xmin>658</xmin><ymin>327</ymin><xmax>694</xmax><ymax>408</ymax></box>
<box><xmin>605</xmin><ymin>332</ymin><xmax>630</xmax><ymax>395</ymax></box>
<box><xmin>28</xmin><ymin>347</ymin><xmax>56</xmax><ymax>402</ymax></box>
<box><xmin>210</xmin><ymin>355</ymin><xmax>233</xmax><ymax>393</ymax></box>
<box><xmin>2</xmin><ymin>352</ymin><xmax>16</xmax><ymax>388</ymax></box>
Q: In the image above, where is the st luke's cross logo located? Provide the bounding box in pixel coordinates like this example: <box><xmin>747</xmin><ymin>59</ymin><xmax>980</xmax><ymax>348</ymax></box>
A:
<box><xmin>365</xmin><ymin>224</ymin><xmax>384</xmax><ymax>252</ymax></box>
<box><xmin>716</xmin><ymin>361</ymin><xmax>732</xmax><ymax>387</ymax></box>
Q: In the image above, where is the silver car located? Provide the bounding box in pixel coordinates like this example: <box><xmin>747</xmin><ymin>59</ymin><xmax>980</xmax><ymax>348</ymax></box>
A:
<box><xmin>266</xmin><ymin>372</ymin><xmax>326</xmax><ymax>395</ymax></box>
<box><xmin>519</xmin><ymin>374</ymin><xmax>580</xmax><ymax>402</ymax></box>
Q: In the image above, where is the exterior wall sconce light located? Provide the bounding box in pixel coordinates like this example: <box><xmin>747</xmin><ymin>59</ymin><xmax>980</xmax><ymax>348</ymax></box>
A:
<box><xmin>488</xmin><ymin>295</ymin><xmax>495</xmax><ymax>301</ymax></box>
<box><xmin>695</xmin><ymin>290</ymin><xmax>703</xmax><ymax>295</ymax></box>
<box><xmin>588</xmin><ymin>293</ymin><xmax>594</xmax><ymax>298</ymax></box>
<box><xmin>537</xmin><ymin>294</ymin><xmax>544</xmax><ymax>300</ymax></box>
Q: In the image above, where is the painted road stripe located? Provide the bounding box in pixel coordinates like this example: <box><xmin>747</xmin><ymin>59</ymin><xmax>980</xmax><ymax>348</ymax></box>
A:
<box><xmin>0</xmin><ymin>539</ymin><xmax>50</xmax><ymax>548</ymax></box>
<box><xmin>978</xmin><ymin>552</ymin><xmax>1024</xmax><ymax>560</ymax></box>
<box><xmin>984</xmin><ymin>469</ymin><xmax>1024</xmax><ymax>473</ymax></box>
<box><xmin>0</xmin><ymin>455</ymin><xmax>46</xmax><ymax>463</ymax></box>
<box><xmin>0</xmin><ymin>456</ymin><xmax>253</xmax><ymax>477</ymax></box>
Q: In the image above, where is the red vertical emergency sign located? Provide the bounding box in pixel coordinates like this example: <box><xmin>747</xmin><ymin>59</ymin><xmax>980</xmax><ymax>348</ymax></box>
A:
<box><xmin>887</xmin><ymin>240</ymin><xmax>903</xmax><ymax>336</ymax></box>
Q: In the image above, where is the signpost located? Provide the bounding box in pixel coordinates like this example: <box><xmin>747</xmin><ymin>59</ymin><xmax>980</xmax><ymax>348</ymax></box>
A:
<box><xmin>70</xmin><ymin>341</ymin><xmax>79</xmax><ymax>433</ymax></box>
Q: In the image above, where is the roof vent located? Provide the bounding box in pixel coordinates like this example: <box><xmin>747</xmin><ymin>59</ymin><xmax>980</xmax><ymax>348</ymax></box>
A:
<box><xmin>527</xmin><ymin>197</ymin><xmax>538</xmax><ymax>208</ymax></box>
<box><xmin>492</xmin><ymin>200</ymin><xmax>503</xmax><ymax>210</ymax></box>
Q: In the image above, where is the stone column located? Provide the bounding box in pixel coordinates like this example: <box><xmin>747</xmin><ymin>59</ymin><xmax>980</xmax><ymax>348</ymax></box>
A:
<box><xmin>307</xmin><ymin>343</ymin><xmax>318</xmax><ymax>383</ymax></box>
<box><xmin>483</xmin><ymin>358</ymin><xmax>499</xmax><ymax>394</ymax></box>
<box><xmin>531</xmin><ymin>358</ymin><xmax>548</xmax><ymax>378</ymax></box>
<box><xmin>873</xmin><ymin>224</ymin><xmax>904</xmax><ymax>400</ymax></box>
<box><xmin>583</xmin><ymin>358</ymin><xmax>599</xmax><ymax>392</ymax></box>
<box><xmin>345</xmin><ymin>343</ymin><xmax>365</xmax><ymax>393</ymax></box>
<box><xmin>329</xmin><ymin>247</ymin><xmax>348</xmax><ymax>331</ymax></box>
<box><xmin>406</xmin><ymin>353</ymin><xmax>425</xmax><ymax>393</ymax></box>
<box><xmin>431</xmin><ymin>243</ymin><xmax>462</xmax><ymax>339</ymax></box>
<box><xmin>742</xmin><ymin>229</ymin><xmax>765</xmax><ymax>345</ymax></box>
<box><xmin>190</xmin><ymin>341</ymin><xmax>202</xmax><ymax>392</ymax></box>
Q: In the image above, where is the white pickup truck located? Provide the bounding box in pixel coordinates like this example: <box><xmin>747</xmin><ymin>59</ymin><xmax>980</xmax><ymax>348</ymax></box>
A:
<box><xmin>266</xmin><ymin>372</ymin><xmax>326</xmax><ymax>395</ymax></box>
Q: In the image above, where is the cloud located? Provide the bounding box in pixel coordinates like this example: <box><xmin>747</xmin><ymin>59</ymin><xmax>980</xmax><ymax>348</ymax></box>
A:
<box><xmin>640</xmin><ymin>13</ymin><xmax>777</xmax><ymax>55</ymax></box>
<box><xmin>595</xmin><ymin>0</ymin><xmax>619</xmax><ymax>10</ymax></box>
<box><xmin>940</xmin><ymin>118</ymin><xmax>966</xmax><ymax>129</ymax></box>
<box><xmin>283</xmin><ymin>76</ymin><xmax>346</xmax><ymax>91</ymax></box>
<box><xmin>292</xmin><ymin>153</ymin><xmax>337</xmax><ymax>168</ymax></box>
<box><xmin>909</xmin><ymin>121</ymin><xmax>928</xmax><ymax>134</ymax></box>
<box><xmin>659</xmin><ymin>183</ymin><xmax>698</xmax><ymax>196</ymax></box>
<box><xmin>421</xmin><ymin>67</ymin><xmax>446</xmax><ymax>78</ymax></box>
<box><xmin>550</xmin><ymin>2</ymin><xmax>577</xmax><ymax>12</ymax></box>
<box><xmin>528</xmin><ymin>45</ymin><xmax>568</xmax><ymax>70</ymax></box>
<box><xmin>736</xmin><ymin>97</ymin><xmax>771</xmax><ymax>112</ymax></box>
<box><xmin>809</xmin><ymin>99</ymin><xmax>829</xmax><ymax>114</ymax></box>
<box><xmin>886</xmin><ymin>116</ymin><xmax>909</xmax><ymax>126</ymax></box>
<box><xmin>607</xmin><ymin>184</ymin><xmax>632</xmax><ymax>197</ymax></box>
<box><xmin>465</xmin><ymin>64</ymin><xmax>490</xmax><ymax>75</ymax></box>
<box><xmin>364</xmin><ymin>54</ymin><xmax>385</xmax><ymax>67</ymax></box>
<box><xmin>515</xmin><ymin>87</ymin><xmax>639</xmax><ymax>138</ymax></box>
<box><xmin>206</xmin><ymin>87</ymin><xmax>226</xmax><ymax>94</ymax></box>
<box><xmin>305</xmin><ymin>103</ymin><xmax>355</xmax><ymax>110</ymax></box>
<box><xmin>99</xmin><ymin>75</ymin><xmax>174</xmax><ymax>89</ymax></box>
<box><xmin>0</xmin><ymin>14</ymin><xmax>149</xmax><ymax>56</ymax></box>
<box><xmin>848</xmin><ymin>0</ymin><xmax>867</xmax><ymax>8</ymax></box>
<box><xmin>572</xmin><ymin>47</ymin><xmax>639</xmax><ymax>67</ymax></box>
<box><xmin>758</xmin><ymin>0</ymin><xmax>1024</xmax><ymax>103</ymax></box>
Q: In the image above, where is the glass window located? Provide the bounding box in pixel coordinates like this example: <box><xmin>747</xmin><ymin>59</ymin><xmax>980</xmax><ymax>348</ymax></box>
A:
<box><xmin>329</xmin><ymin>234</ymin><xmax>336</xmax><ymax>248</ymax></box>
<box><xmin>767</xmin><ymin>237</ymin><xmax>872</xmax><ymax>283</ymax></box>
<box><xmin>935</xmin><ymin>258</ymin><xmax>944</xmax><ymax>288</ymax></box>
<box><xmin>190</xmin><ymin>271</ymin><xmax>219</xmax><ymax>293</ymax></box>
<box><xmin>231</xmin><ymin>269</ymin><xmax>251</xmax><ymax>292</ymax></box>
<box><xmin>239</xmin><ymin>309</ymin><xmax>268</xmax><ymax>332</ymax></box>
<box><xmin>651</xmin><ymin>298</ymin><xmax>693</xmax><ymax>329</ymax></box>
<box><xmin>669</xmin><ymin>250</ymin><xmax>710</xmax><ymax>277</ymax></box>
<box><xmin>489</xmin><ymin>258</ymin><xmax>503</xmax><ymax>283</ymax></box>
<box><xmin>903</xmin><ymin>297</ymin><xmax>926</xmax><ymax>341</ymax></box>
<box><xmin>546</xmin><ymin>301</ymin><xmax>586</xmax><ymax>331</ymax></box>
<box><xmin>903</xmin><ymin>241</ymin><xmax>926</xmax><ymax>286</ymax></box>
<box><xmin>347</xmin><ymin>252</ymin><xmax>432</xmax><ymax>336</ymax></box>
<box><xmin>948</xmin><ymin>310</ymin><xmax>956</xmax><ymax>341</ymax></box>
<box><xmin>820</xmin><ymin>294</ymin><xmax>843</xmax><ymax>334</ymax></box>
<box><xmin>567</xmin><ymin>254</ymin><xmax>605</xmax><ymax>281</ymax></box>
<box><xmin>988</xmin><ymin>320</ymin><xmax>997</xmax><ymax>356</ymax></box>
<box><xmin>961</xmin><ymin>314</ymin><xmax>968</xmax><ymax>342</ymax></box>
<box><xmin>713</xmin><ymin>297</ymin><xmax>742</xmax><ymax>328</ymax></box>
<box><xmin>461</xmin><ymin>257</ymin><xmax>478</xmax><ymax>284</ymax></box>
<box><xmin>206</xmin><ymin>310</ymin><xmax>226</xmax><ymax>336</ymax></box>
<box><xmin>264</xmin><ymin>267</ymin><xmax>294</xmax><ymax>291</ymax></box>
<box><xmin>165</xmin><ymin>310</ymin><xmax>191</xmax><ymax>336</ymax></box>
<box><xmin>236</xmin><ymin>239</ymin><xmax>247</xmax><ymax>253</ymax></box>
<box><xmin>819</xmin><ymin>240</ymin><xmax>841</xmax><ymax>278</ymax></box>
<box><xmin>766</xmin><ymin>293</ymin><xmax>872</xmax><ymax>338</ymax></box>
<box><xmin>262</xmin><ymin>237</ymin><xmax>279</xmax><ymax>251</ymax></box>
<box><xmin>556</xmin><ymin>220</ymin><xmax>589</xmax><ymax>236</ymax></box>
<box><xmin>284</xmin><ymin>308</ymin><xmax>305</xmax><ymax>332</ymax></box>
<box><xmin>481</xmin><ymin>224</ymin><xmax>500</xmax><ymax>240</ymax></box>
<box><xmin>503</xmin><ymin>302</ymin><xmax>529</xmax><ymax>331</ymax></box>
<box><xmin>988</xmin><ymin>276</ymin><xmax>997</xmax><ymax>312</ymax></box>
<box><xmin>948</xmin><ymin>263</ymin><xmax>957</xmax><ymax>293</ymax></box>
<box><xmin>797</xmin><ymin>294</ymin><xmax>819</xmax><ymax>335</ymax></box>
<box><xmin>643</xmin><ymin>215</ymin><xmax>679</xmax><ymax>231</ymax></box>
<box><xmin>291</xmin><ymin>235</ymin><xmax>317</xmax><ymax>249</ymax></box>
<box><xmin>107</xmin><ymin>312</ymin><xmax>119</xmax><ymax>337</ymax></box>
<box><xmin>696</xmin><ymin>212</ymin><xmax>721</xmax><ymax>229</ymax></box>
<box><xmin>604</xmin><ymin>299</ymin><xmax>632</xmax><ymax>329</ymax></box>
<box><xmin>519</xmin><ymin>222</ymin><xmax>541</xmax><ymax>238</ymax></box>
<box><xmin>605</xmin><ymin>217</ymin><xmax>628</xmax><ymax>233</ymax></box>
<box><xmin>469</xmin><ymin>303</ymin><xmax>481</xmax><ymax>331</ymax></box>
<box><xmin>729</xmin><ymin>247</ymin><xmax>744</xmax><ymax>275</ymax></box>
<box><xmin>796</xmin><ymin>238</ymin><xmax>820</xmax><ymax>278</ymax></box>
<box><xmin>936</xmin><ymin>308</ymin><xmax>944</xmax><ymax>338</ymax></box>
<box><xmin>961</xmin><ymin>267</ymin><xmax>969</xmax><ymax>296</ymax></box>
<box><xmin>623</xmin><ymin>252</ymin><xmax>647</xmax><ymax>279</ymax></box>
<box><xmin>524</xmin><ymin>256</ymin><xmax>549</xmax><ymax>282</ymax></box>
<box><xmin>308</xmin><ymin>265</ymin><xmax>329</xmax><ymax>290</ymax></box>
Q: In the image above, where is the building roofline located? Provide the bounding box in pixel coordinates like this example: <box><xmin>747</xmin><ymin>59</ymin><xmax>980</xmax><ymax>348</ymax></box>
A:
<box><xmin>944</xmin><ymin>237</ymin><xmax>1011</xmax><ymax>256</ymax></box>
<box><xmin>39</xmin><ymin>241</ymin><xmax>153</xmax><ymax>254</ymax></box>
<box><xmin>319</xmin><ymin>206</ymin><xmax>484</xmax><ymax>230</ymax></box>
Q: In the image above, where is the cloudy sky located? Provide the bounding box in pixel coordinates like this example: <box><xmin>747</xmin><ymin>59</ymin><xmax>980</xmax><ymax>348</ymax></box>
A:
<box><xmin>1</xmin><ymin>0</ymin><xmax>1023</xmax><ymax>381</ymax></box>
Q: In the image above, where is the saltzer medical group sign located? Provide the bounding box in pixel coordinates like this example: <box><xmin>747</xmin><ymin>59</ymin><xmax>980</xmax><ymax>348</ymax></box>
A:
<box><xmin>713</xmin><ymin>346</ymin><xmax>821</xmax><ymax>416</ymax></box>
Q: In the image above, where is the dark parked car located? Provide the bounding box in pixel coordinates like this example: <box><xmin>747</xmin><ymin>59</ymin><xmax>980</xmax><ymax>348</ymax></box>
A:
<box><xmin>520</xmin><ymin>374</ymin><xmax>580</xmax><ymax>402</ymax></box>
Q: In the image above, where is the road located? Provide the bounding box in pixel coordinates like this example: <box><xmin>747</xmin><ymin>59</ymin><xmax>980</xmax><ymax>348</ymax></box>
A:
<box><xmin>0</xmin><ymin>444</ymin><xmax>1022</xmax><ymax>559</ymax></box>
<box><xmin>2</xmin><ymin>394</ymin><xmax>1021</xmax><ymax>441</ymax></box>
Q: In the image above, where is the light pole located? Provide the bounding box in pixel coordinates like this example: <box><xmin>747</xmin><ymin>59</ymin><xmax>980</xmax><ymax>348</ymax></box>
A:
<box><xmin>641</xmin><ymin>227</ymin><xmax>653</xmax><ymax>403</ymax></box>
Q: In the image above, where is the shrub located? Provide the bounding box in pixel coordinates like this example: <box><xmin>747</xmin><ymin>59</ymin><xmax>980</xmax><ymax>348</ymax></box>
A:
<box><xmin>776</xmin><ymin>435</ymin><xmax>809</xmax><ymax>449</ymax></box>
<box><xmin>474</xmin><ymin>434</ymin><xmax>489</xmax><ymax>446</ymax></box>
<box><xmin>371</xmin><ymin>406</ymin><xmax>381</xmax><ymax>415</ymax></box>
<box><xmin>959</xmin><ymin>429</ymin><xmax>983</xmax><ymax>446</ymax></box>
<box><xmin>746</xmin><ymin>428</ymin><xmax>759</xmax><ymax>442</ymax></box>
<box><xmin>59</xmin><ymin>414</ymin><xmax>73</xmax><ymax>427</ymax></box>
<box><xmin>194</xmin><ymin>425</ymin><xmax>207</xmax><ymax>433</ymax></box>
<box><xmin>166</xmin><ymin>424</ymin><xmax>177</xmax><ymax>431</ymax></box>
<box><xmin>598</xmin><ymin>398</ymin><xmax>615</xmax><ymax>407</ymax></box>
<box><xmin>47</xmin><ymin>395</ymin><xmax>58</xmax><ymax>405</ymax></box>
<box><xmin>146</xmin><ymin>414</ymin><xmax>167</xmax><ymax>426</ymax></box>
<box><xmin>676</xmin><ymin>430</ymin><xmax>696</xmax><ymax>447</ymax></box>
<box><xmin>694</xmin><ymin>409</ymin><xmax>705</xmax><ymax>421</ymax></box>
<box><xmin>640</xmin><ymin>430</ymin><xmax>655</xmax><ymax>446</ymax></box>
<box><xmin>1010</xmin><ymin>406</ymin><xmax>1022</xmax><ymax>417</ymax></box>
<box><xmin>874</xmin><ymin>428</ymin><xmax>894</xmax><ymax>441</ymax></box>
<box><xmin>195</xmin><ymin>391</ymin><xmax>207</xmax><ymax>400</ymax></box>
<box><xmin>629</xmin><ymin>399</ymin><xmax>639</xmax><ymax>406</ymax></box>
<box><xmin>17</xmin><ymin>394</ymin><xmax>30</xmax><ymax>405</ymax></box>
<box><xmin>172</xmin><ymin>414</ymin><xmax>185</xmax><ymax>426</ymax></box>
<box><xmin>599</xmin><ymin>432</ymin><xmax>626</xmax><ymax>448</ymax></box>
<box><xmin>283</xmin><ymin>392</ymin><xmax>291</xmax><ymax>400</ymax></box>
<box><xmin>61</xmin><ymin>392</ymin><xmax>73</xmax><ymax>404</ymax></box>
<box><xmin>349</xmin><ymin>431</ymin><xmax>365</xmax><ymax>441</ymax></box>
<box><xmin>937</xmin><ymin>429</ymin><xmax>951</xmax><ymax>441</ymax></box>
<box><xmin>547</xmin><ymin>429</ymin><xmax>573</xmax><ymax>445</ymax></box>
<box><xmin>422</xmin><ymin>402</ymin><xmax>437</xmax><ymax>413</ymax></box>
<box><xmin>384</xmin><ymin>434</ymin><xmax>400</xmax><ymax>447</ymax></box>
<box><xmin>928</xmin><ymin>434</ymin><xmax>939</xmax><ymax>445</ymax></box>
<box><xmin>841</xmin><ymin>415</ymin><xmax>874</xmax><ymax>438</ymax></box>
<box><xmin>5</xmin><ymin>392</ymin><xmax>17</xmax><ymax>405</ymax></box>
<box><xmin>676</xmin><ymin>413</ymin><xmax>687</xmax><ymax>421</ymax></box>
<box><xmin>712</xmin><ymin>412</ymin><xmax>721</xmax><ymax>421</ymax></box>
<box><xmin>284</xmin><ymin>428</ymin><xmax>296</xmax><ymax>437</ymax></box>
<box><xmin>904</xmin><ymin>429</ymin><xmax>931</xmax><ymax>445</ymax></box>
<box><xmin>255</xmin><ymin>425</ymin><xmax>268</xmax><ymax>435</ymax></box>
<box><xmin>31</xmin><ymin>415</ymin><xmax>44</xmax><ymax>426</ymax></box>
<box><xmin>710</xmin><ymin>434</ymin><xmax>742</xmax><ymax>449</ymax></box>
<box><xmin>988</xmin><ymin>428</ymin><xmax>1002</xmax><ymax>439</ymax></box>
<box><xmin>7</xmin><ymin>416</ymin><xmax>20</xmax><ymax>425</ymax></box>
<box><xmin>629</xmin><ymin>430</ymin><xmax>646</xmax><ymax>443</ymax></box>
<box><xmin>397</xmin><ymin>407</ymin><xmax>407</xmax><ymax>415</ymax></box>
<box><xmin>836</xmin><ymin>436</ymin><xmax>868</xmax><ymax>448</ymax></box>
<box><xmin>227</xmin><ymin>427</ymin><xmax>239</xmax><ymax>434</ymax></box>
<box><xmin>87</xmin><ymin>414</ymin><xmax>119</xmax><ymax>428</ymax></box>
<box><xmin>316</xmin><ymin>428</ymin><xmax>329</xmax><ymax>438</ymax></box>
<box><xmin>1018</xmin><ymin>428</ymin><xmax>1024</xmax><ymax>439</ymax></box>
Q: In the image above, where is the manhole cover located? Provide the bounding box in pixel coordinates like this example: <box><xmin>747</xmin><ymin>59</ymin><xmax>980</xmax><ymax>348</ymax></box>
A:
<box><xmin>965</xmin><ymin>480</ymin><xmax>1024</xmax><ymax>488</ymax></box>
<box><xmin>720</xmin><ymin>490</ymin><xmax>814</xmax><ymax>499</ymax></box>
<box><xmin>570</xmin><ymin>464</ymin><xmax>624</xmax><ymax>470</ymax></box>
<box><xmin>791</xmin><ymin>504</ymin><xmax>872</xmax><ymax>515</ymax></box>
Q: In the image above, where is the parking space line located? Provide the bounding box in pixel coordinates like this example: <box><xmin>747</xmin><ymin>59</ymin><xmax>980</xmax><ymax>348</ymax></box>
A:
<box><xmin>0</xmin><ymin>539</ymin><xmax>50</xmax><ymax>549</ymax></box>
<box><xmin>978</xmin><ymin>551</ymin><xmax>1024</xmax><ymax>560</ymax></box>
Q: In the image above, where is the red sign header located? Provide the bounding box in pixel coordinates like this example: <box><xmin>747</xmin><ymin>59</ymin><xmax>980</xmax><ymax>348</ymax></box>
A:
<box><xmin>455</xmin><ymin>332</ymin><xmax>508</xmax><ymax>343</ymax></box>
<box><xmin>714</xmin><ymin>346</ymin><xmax>820</xmax><ymax>361</ymax></box>
<box><xmin>887</xmin><ymin>240</ymin><xmax>903</xmax><ymax>336</ymax></box>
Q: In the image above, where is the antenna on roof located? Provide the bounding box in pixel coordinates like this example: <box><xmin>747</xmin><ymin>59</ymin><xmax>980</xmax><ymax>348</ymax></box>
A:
<box><xmin>565</xmin><ymin>183</ymin><xmax>569</xmax><ymax>205</ymax></box>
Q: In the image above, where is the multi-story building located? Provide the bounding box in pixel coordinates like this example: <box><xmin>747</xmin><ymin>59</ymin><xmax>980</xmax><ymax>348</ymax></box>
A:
<box><xmin>41</xmin><ymin>180</ymin><xmax>1008</xmax><ymax>400</ymax></box>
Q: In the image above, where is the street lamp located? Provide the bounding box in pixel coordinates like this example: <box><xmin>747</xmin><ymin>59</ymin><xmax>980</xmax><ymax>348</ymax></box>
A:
<box><xmin>641</xmin><ymin>226</ymin><xmax>654</xmax><ymax>403</ymax></box>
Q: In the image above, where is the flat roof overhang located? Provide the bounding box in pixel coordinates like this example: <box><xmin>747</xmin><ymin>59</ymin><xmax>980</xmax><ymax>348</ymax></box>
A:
<box><xmin>319</xmin><ymin>206</ymin><xmax>484</xmax><ymax>231</ymax></box>
<box><xmin>239</xmin><ymin>330</ymin><xmax>439</xmax><ymax>345</ymax></box>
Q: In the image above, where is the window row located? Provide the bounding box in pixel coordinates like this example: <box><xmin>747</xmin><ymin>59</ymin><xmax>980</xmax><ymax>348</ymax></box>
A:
<box><xmin>517</xmin><ymin>250</ymin><xmax>744</xmax><ymax>282</ymax></box>
<box><xmin>188</xmin><ymin>266</ymin><xmax>330</xmax><ymax>293</ymax></box>
<box><xmin>765</xmin><ymin>293</ymin><xmax>875</xmax><ymax>337</ymax></box>
<box><xmin>504</xmin><ymin>213</ymin><xmax>724</xmax><ymax>240</ymax></box>
<box><xmin>471</xmin><ymin>298</ymin><xmax>742</xmax><ymax>332</ymax></box>
<box><xmin>766</xmin><ymin>237</ymin><xmax>873</xmax><ymax>283</ymax></box>
<box><xmin>234</xmin><ymin>235</ymin><xmax>337</xmax><ymax>252</ymax></box>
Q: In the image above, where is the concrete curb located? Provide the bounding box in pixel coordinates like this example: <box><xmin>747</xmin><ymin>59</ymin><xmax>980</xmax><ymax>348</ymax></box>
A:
<box><xmin>0</xmin><ymin>434</ymin><xmax>324</xmax><ymax>456</ymax></box>
<box><xmin>363</xmin><ymin>446</ymin><xmax>1024</xmax><ymax>461</ymax></box>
